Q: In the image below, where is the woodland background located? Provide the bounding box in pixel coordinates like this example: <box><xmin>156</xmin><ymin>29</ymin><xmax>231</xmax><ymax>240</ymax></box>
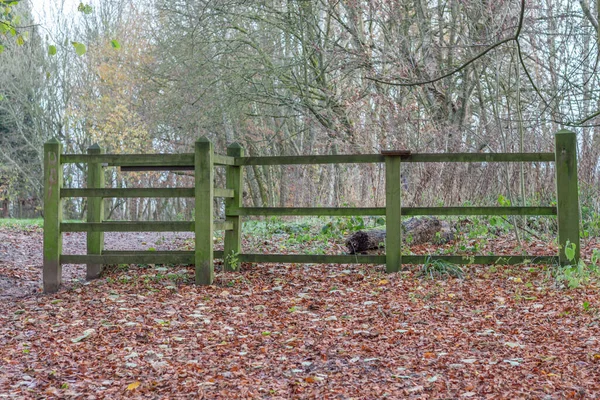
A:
<box><xmin>0</xmin><ymin>0</ymin><xmax>599</xmax><ymax>232</ymax></box>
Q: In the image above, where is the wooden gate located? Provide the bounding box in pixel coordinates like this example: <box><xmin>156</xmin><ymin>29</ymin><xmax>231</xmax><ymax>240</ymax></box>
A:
<box><xmin>43</xmin><ymin>130</ymin><xmax>579</xmax><ymax>293</ymax></box>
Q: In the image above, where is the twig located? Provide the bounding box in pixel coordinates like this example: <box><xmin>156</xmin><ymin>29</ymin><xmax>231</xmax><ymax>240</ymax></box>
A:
<box><xmin>367</xmin><ymin>0</ymin><xmax>526</xmax><ymax>87</ymax></box>
<box><xmin>500</xmin><ymin>216</ymin><xmax>546</xmax><ymax>241</ymax></box>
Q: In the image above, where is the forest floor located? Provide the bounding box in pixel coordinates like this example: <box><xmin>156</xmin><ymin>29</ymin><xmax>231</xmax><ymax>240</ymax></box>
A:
<box><xmin>0</xmin><ymin>220</ymin><xmax>599</xmax><ymax>398</ymax></box>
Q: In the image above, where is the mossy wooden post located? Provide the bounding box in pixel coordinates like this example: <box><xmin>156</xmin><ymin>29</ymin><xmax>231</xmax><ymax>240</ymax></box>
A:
<box><xmin>195</xmin><ymin>137</ymin><xmax>214</xmax><ymax>284</ymax></box>
<box><xmin>224</xmin><ymin>143</ymin><xmax>244</xmax><ymax>271</ymax></box>
<box><xmin>555</xmin><ymin>129</ymin><xmax>580</xmax><ymax>265</ymax></box>
<box><xmin>384</xmin><ymin>155</ymin><xmax>402</xmax><ymax>272</ymax></box>
<box><xmin>43</xmin><ymin>138</ymin><xmax>63</xmax><ymax>293</ymax></box>
<box><xmin>87</xmin><ymin>144</ymin><xmax>105</xmax><ymax>279</ymax></box>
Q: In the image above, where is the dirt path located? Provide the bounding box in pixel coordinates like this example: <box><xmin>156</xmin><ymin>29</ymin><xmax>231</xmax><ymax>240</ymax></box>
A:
<box><xmin>0</xmin><ymin>228</ymin><xmax>194</xmax><ymax>301</ymax></box>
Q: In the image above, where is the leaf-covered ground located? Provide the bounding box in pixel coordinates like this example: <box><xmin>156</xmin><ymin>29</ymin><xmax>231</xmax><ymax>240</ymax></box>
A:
<box><xmin>1</xmin><ymin>223</ymin><xmax>600</xmax><ymax>398</ymax></box>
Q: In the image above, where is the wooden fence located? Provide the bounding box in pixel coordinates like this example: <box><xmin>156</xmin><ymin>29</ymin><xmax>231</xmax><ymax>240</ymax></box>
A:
<box><xmin>43</xmin><ymin>130</ymin><xmax>580</xmax><ymax>293</ymax></box>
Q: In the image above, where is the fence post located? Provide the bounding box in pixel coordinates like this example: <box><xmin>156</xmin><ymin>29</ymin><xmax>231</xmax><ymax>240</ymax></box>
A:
<box><xmin>555</xmin><ymin>129</ymin><xmax>580</xmax><ymax>266</ymax></box>
<box><xmin>87</xmin><ymin>144</ymin><xmax>105</xmax><ymax>279</ymax></box>
<box><xmin>385</xmin><ymin>155</ymin><xmax>402</xmax><ymax>272</ymax></box>
<box><xmin>224</xmin><ymin>143</ymin><xmax>244</xmax><ymax>271</ymax></box>
<box><xmin>195</xmin><ymin>137</ymin><xmax>214</xmax><ymax>284</ymax></box>
<box><xmin>43</xmin><ymin>138</ymin><xmax>63</xmax><ymax>293</ymax></box>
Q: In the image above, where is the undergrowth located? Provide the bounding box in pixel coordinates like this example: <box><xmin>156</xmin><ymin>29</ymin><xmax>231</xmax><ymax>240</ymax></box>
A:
<box><xmin>551</xmin><ymin>242</ymin><xmax>600</xmax><ymax>289</ymax></box>
<box><xmin>243</xmin><ymin>216</ymin><xmax>385</xmax><ymax>250</ymax></box>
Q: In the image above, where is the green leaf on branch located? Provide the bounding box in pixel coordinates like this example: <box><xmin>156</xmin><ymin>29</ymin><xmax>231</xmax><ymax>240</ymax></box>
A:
<box><xmin>497</xmin><ymin>194</ymin><xmax>511</xmax><ymax>207</ymax></box>
<box><xmin>111</xmin><ymin>40</ymin><xmax>121</xmax><ymax>50</ymax></box>
<box><xmin>48</xmin><ymin>45</ymin><xmax>57</xmax><ymax>56</ymax></box>
<box><xmin>77</xmin><ymin>2</ymin><xmax>93</xmax><ymax>14</ymax></box>
<box><xmin>0</xmin><ymin>45</ymin><xmax>4</xmax><ymax>54</ymax></box>
<box><xmin>16</xmin><ymin>34</ymin><xmax>23</xmax><ymax>46</ymax></box>
<box><xmin>71</xmin><ymin>41</ymin><xmax>86</xmax><ymax>56</ymax></box>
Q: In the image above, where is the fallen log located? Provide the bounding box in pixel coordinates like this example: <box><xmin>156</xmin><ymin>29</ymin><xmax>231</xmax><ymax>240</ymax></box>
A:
<box><xmin>345</xmin><ymin>217</ymin><xmax>455</xmax><ymax>254</ymax></box>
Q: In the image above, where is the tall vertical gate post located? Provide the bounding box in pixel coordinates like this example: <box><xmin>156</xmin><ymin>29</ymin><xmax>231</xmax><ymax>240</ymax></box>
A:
<box><xmin>224</xmin><ymin>143</ymin><xmax>244</xmax><ymax>271</ymax></box>
<box><xmin>43</xmin><ymin>138</ymin><xmax>63</xmax><ymax>293</ymax></box>
<box><xmin>555</xmin><ymin>129</ymin><xmax>580</xmax><ymax>266</ymax></box>
<box><xmin>195</xmin><ymin>137</ymin><xmax>214</xmax><ymax>284</ymax></box>
<box><xmin>87</xmin><ymin>144</ymin><xmax>105</xmax><ymax>279</ymax></box>
<box><xmin>384</xmin><ymin>155</ymin><xmax>402</xmax><ymax>272</ymax></box>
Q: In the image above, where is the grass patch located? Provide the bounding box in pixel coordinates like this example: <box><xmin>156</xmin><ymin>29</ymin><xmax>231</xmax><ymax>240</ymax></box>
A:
<box><xmin>0</xmin><ymin>218</ymin><xmax>85</xmax><ymax>230</ymax></box>
<box><xmin>419</xmin><ymin>258</ymin><xmax>465</xmax><ymax>279</ymax></box>
<box><xmin>0</xmin><ymin>218</ymin><xmax>44</xmax><ymax>229</ymax></box>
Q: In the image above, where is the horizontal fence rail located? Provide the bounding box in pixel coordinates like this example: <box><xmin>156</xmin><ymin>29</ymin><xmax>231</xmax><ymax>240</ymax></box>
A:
<box><xmin>61</xmin><ymin>250</ymin><xmax>224</xmax><ymax>265</ymax></box>
<box><xmin>234</xmin><ymin>207</ymin><xmax>386</xmax><ymax>216</ymax></box>
<box><xmin>61</xmin><ymin>221</ymin><xmax>233</xmax><ymax>232</ymax></box>
<box><xmin>60</xmin><ymin>187</ymin><xmax>233</xmax><ymax>198</ymax></box>
<box><xmin>235</xmin><ymin>152</ymin><xmax>556</xmax><ymax>166</ymax></box>
<box><xmin>61</xmin><ymin>153</ymin><xmax>194</xmax><ymax>166</ymax></box>
<box><xmin>59</xmin><ymin>253</ymin><xmax>558</xmax><ymax>267</ymax></box>
<box><xmin>401</xmin><ymin>207</ymin><xmax>557</xmax><ymax>216</ymax></box>
<box><xmin>235</xmin><ymin>254</ymin><xmax>559</xmax><ymax>265</ymax></box>
<box><xmin>62</xmin><ymin>152</ymin><xmax>556</xmax><ymax>167</ymax></box>
<box><xmin>43</xmin><ymin>131</ymin><xmax>579</xmax><ymax>293</ymax></box>
<box><xmin>61</xmin><ymin>188</ymin><xmax>195</xmax><ymax>198</ymax></box>
<box><xmin>61</xmin><ymin>153</ymin><xmax>235</xmax><ymax>168</ymax></box>
<box><xmin>230</xmin><ymin>206</ymin><xmax>557</xmax><ymax>217</ymax></box>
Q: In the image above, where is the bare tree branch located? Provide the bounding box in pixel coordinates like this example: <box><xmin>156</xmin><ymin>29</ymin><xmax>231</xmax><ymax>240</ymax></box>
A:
<box><xmin>367</xmin><ymin>0</ymin><xmax>526</xmax><ymax>87</ymax></box>
<box><xmin>579</xmin><ymin>0</ymin><xmax>599</xmax><ymax>30</ymax></box>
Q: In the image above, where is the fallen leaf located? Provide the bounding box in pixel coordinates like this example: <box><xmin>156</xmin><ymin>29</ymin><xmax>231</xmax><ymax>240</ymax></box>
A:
<box><xmin>504</xmin><ymin>342</ymin><xmax>524</xmax><ymax>348</ymax></box>
<box><xmin>503</xmin><ymin>358</ymin><xmax>524</xmax><ymax>366</ymax></box>
<box><xmin>71</xmin><ymin>329</ymin><xmax>95</xmax><ymax>343</ymax></box>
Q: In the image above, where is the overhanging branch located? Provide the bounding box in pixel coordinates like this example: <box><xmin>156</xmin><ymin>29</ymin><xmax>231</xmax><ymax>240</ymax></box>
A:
<box><xmin>366</xmin><ymin>0</ymin><xmax>526</xmax><ymax>88</ymax></box>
